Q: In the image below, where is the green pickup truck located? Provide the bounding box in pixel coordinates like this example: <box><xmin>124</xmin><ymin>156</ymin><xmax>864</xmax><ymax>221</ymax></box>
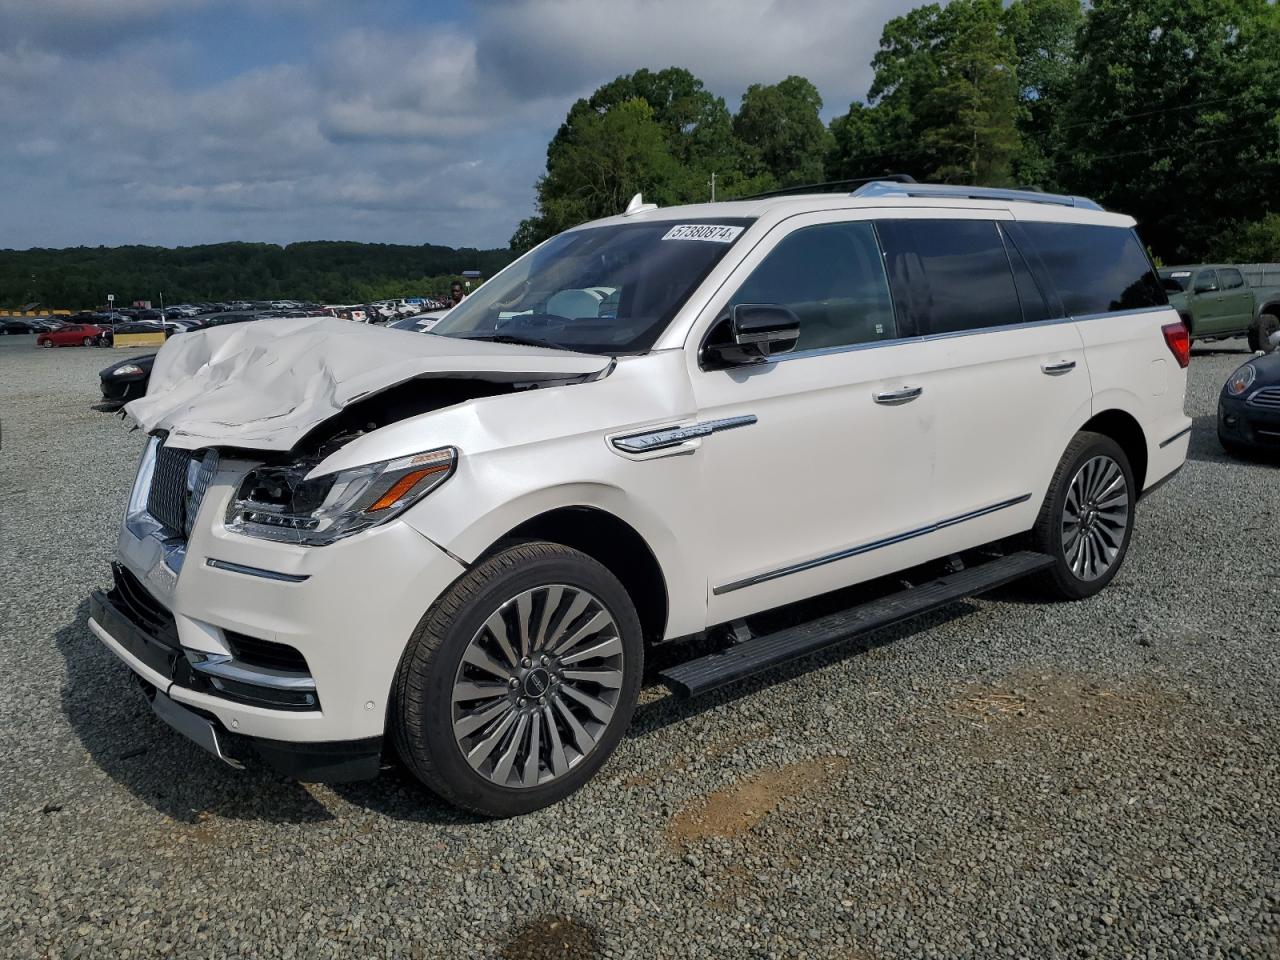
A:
<box><xmin>1159</xmin><ymin>263</ymin><xmax>1280</xmax><ymax>352</ymax></box>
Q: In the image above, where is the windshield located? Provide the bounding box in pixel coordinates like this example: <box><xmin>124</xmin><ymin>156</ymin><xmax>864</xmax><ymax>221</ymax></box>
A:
<box><xmin>1159</xmin><ymin>269</ymin><xmax>1191</xmax><ymax>292</ymax></box>
<box><xmin>431</xmin><ymin>219</ymin><xmax>753</xmax><ymax>354</ymax></box>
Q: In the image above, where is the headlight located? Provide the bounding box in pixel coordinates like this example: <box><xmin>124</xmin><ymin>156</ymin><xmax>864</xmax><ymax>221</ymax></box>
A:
<box><xmin>113</xmin><ymin>363</ymin><xmax>145</xmax><ymax>377</ymax></box>
<box><xmin>1226</xmin><ymin>363</ymin><xmax>1257</xmax><ymax>397</ymax></box>
<box><xmin>226</xmin><ymin>447</ymin><xmax>456</xmax><ymax>546</ymax></box>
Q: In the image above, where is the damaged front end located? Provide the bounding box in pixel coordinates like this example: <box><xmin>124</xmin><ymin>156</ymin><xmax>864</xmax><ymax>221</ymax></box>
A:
<box><xmin>124</xmin><ymin>315</ymin><xmax>614</xmax><ymax>453</ymax></box>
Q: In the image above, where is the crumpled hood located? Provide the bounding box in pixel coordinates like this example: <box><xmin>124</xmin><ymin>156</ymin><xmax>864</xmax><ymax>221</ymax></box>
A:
<box><xmin>125</xmin><ymin>316</ymin><xmax>611</xmax><ymax>452</ymax></box>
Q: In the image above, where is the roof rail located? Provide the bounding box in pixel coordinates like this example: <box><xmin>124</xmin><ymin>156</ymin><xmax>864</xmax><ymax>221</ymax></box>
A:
<box><xmin>852</xmin><ymin>181</ymin><xmax>1104</xmax><ymax>211</ymax></box>
<box><xmin>741</xmin><ymin>174</ymin><xmax>916</xmax><ymax>201</ymax></box>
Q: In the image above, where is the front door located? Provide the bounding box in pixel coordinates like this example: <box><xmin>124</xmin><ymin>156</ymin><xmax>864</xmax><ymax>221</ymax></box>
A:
<box><xmin>685</xmin><ymin>214</ymin><xmax>939</xmax><ymax>625</ymax></box>
<box><xmin>1192</xmin><ymin>269</ymin><xmax>1233</xmax><ymax>336</ymax></box>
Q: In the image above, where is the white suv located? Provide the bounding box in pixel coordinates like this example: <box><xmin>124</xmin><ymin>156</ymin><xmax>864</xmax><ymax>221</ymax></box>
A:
<box><xmin>90</xmin><ymin>181</ymin><xmax>1191</xmax><ymax>816</ymax></box>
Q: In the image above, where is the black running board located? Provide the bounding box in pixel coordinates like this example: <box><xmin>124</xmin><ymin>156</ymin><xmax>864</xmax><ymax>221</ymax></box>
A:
<box><xmin>659</xmin><ymin>551</ymin><xmax>1053</xmax><ymax>698</ymax></box>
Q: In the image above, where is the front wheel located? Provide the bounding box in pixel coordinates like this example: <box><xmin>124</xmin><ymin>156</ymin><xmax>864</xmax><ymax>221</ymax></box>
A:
<box><xmin>82</xmin><ymin>336</ymin><xmax>95</xmax><ymax>347</ymax></box>
<box><xmin>1248</xmin><ymin>313</ymin><xmax>1279</xmax><ymax>353</ymax></box>
<box><xmin>1029</xmin><ymin>431</ymin><xmax>1135</xmax><ymax>600</ymax></box>
<box><xmin>392</xmin><ymin>541</ymin><xmax>643</xmax><ymax>817</ymax></box>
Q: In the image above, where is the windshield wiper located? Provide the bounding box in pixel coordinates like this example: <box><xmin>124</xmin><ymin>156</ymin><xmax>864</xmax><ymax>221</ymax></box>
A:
<box><xmin>463</xmin><ymin>333</ymin><xmax>566</xmax><ymax>350</ymax></box>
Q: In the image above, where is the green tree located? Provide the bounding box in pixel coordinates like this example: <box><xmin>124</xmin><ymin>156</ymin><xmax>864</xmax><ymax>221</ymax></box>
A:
<box><xmin>1001</xmin><ymin>0</ymin><xmax>1082</xmax><ymax>187</ymax></box>
<box><xmin>1060</xmin><ymin>0</ymin><xmax>1280</xmax><ymax>259</ymax></box>
<box><xmin>512</xmin><ymin>68</ymin><xmax>770</xmax><ymax>247</ymax></box>
<box><xmin>828</xmin><ymin>0</ymin><xmax>1023</xmax><ymax>185</ymax></box>
<box><xmin>531</xmin><ymin>98</ymin><xmax>682</xmax><ymax>240</ymax></box>
<box><xmin>1209</xmin><ymin>214</ymin><xmax>1280</xmax><ymax>262</ymax></box>
<box><xmin>733</xmin><ymin>76</ymin><xmax>832</xmax><ymax>186</ymax></box>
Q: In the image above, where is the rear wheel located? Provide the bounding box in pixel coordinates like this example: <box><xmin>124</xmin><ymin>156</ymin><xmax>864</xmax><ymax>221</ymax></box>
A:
<box><xmin>1248</xmin><ymin>313</ymin><xmax>1279</xmax><ymax>353</ymax></box>
<box><xmin>40</xmin><ymin>339</ymin><xmax>53</xmax><ymax>348</ymax></box>
<box><xmin>1029</xmin><ymin>431</ymin><xmax>1135</xmax><ymax>600</ymax></box>
<box><xmin>392</xmin><ymin>541</ymin><xmax>643</xmax><ymax>817</ymax></box>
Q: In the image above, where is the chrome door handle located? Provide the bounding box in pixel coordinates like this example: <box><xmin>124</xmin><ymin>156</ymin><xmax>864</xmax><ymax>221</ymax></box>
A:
<box><xmin>873</xmin><ymin>385</ymin><xmax>923</xmax><ymax>405</ymax></box>
<box><xmin>1041</xmin><ymin>360</ymin><xmax>1077</xmax><ymax>375</ymax></box>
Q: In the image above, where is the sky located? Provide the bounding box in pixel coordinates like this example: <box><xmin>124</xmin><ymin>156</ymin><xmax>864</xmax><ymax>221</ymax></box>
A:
<box><xmin>0</xmin><ymin>0</ymin><xmax>912</xmax><ymax>251</ymax></box>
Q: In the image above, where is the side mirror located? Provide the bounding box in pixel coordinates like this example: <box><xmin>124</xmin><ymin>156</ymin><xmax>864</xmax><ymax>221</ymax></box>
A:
<box><xmin>1194</xmin><ymin>279</ymin><xmax>1218</xmax><ymax>294</ymax></box>
<box><xmin>703</xmin><ymin>303</ymin><xmax>800</xmax><ymax>367</ymax></box>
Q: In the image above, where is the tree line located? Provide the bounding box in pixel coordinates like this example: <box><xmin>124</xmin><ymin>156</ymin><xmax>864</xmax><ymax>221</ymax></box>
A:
<box><xmin>0</xmin><ymin>241</ymin><xmax>513</xmax><ymax>310</ymax></box>
<box><xmin>514</xmin><ymin>0</ymin><xmax>1280</xmax><ymax>263</ymax></box>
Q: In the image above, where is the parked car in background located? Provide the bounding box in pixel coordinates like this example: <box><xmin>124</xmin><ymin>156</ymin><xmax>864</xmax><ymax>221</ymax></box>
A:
<box><xmin>36</xmin><ymin>323</ymin><xmax>107</xmax><ymax>347</ymax></box>
<box><xmin>98</xmin><ymin>322</ymin><xmax>172</xmax><ymax>346</ymax></box>
<box><xmin>388</xmin><ymin>310</ymin><xmax>447</xmax><ymax>333</ymax></box>
<box><xmin>1160</xmin><ymin>263</ymin><xmax>1280</xmax><ymax>351</ymax></box>
<box><xmin>198</xmin><ymin>311</ymin><xmax>261</xmax><ymax>329</ymax></box>
<box><xmin>1219</xmin><ymin>332</ymin><xmax>1280</xmax><ymax>458</ymax></box>
<box><xmin>98</xmin><ymin>354</ymin><xmax>157</xmax><ymax>406</ymax></box>
<box><xmin>91</xmin><ymin>181</ymin><xmax>1189</xmax><ymax>817</ymax></box>
<box><xmin>0</xmin><ymin>319</ymin><xmax>38</xmax><ymax>335</ymax></box>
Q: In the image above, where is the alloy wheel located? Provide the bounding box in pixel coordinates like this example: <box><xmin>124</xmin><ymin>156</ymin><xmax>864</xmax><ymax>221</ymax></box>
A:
<box><xmin>450</xmin><ymin>584</ymin><xmax>624</xmax><ymax>789</ymax></box>
<box><xmin>1060</xmin><ymin>454</ymin><xmax>1129</xmax><ymax>581</ymax></box>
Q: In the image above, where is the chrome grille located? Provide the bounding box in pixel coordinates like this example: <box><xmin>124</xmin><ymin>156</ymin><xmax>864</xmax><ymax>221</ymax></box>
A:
<box><xmin>147</xmin><ymin>446</ymin><xmax>194</xmax><ymax>534</ymax></box>
<box><xmin>145</xmin><ymin>445</ymin><xmax>219</xmax><ymax>536</ymax></box>
<box><xmin>185</xmin><ymin>450</ymin><xmax>220</xmax><ymax>536</ymax></box>
<box><xmin>1248</xmin><ymin>386</ymin><xmax>1280</xmax><ymax>410</ymax></box>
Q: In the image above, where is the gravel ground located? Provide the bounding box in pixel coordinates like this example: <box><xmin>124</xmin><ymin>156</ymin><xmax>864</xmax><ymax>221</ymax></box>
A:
<box><xmin>0</xmin><ymin>336</ymin><xmax>1277</xmax><ymax>960</ymax></box>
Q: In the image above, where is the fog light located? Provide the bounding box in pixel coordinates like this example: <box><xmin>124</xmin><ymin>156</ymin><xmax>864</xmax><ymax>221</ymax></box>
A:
<box><xmin>1224</xmin><ymin>414</ymin><xmax>1238</xmax><ymax>427</ymax></box>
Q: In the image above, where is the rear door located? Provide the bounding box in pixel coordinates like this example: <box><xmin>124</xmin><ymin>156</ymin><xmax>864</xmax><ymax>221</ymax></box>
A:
<box><xmin>876</xmin><ymin>217</ymin><xmax>1091</xmax><ymax>553</ymax></box>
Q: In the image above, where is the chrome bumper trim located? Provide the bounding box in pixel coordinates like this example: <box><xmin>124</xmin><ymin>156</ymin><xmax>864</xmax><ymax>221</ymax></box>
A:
<box><xmin>206</xmin><ymin>558</ymin><xmax>310</xmax><ymax>583</ymax></box>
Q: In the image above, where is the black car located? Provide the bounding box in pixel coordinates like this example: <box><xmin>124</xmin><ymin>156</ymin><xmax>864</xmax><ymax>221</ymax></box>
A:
<box><xmin>0</xmin><ymin>319</ymin><xmax>38</xmax><ymax>335</ymax></box>
<box><xmin>98</xmin><ymin>354</ymin><xmax>157</xmax><ymax>406</ymax></box>
<box><xmin>1219</xmin><ymin>350</ymin><xmax>1280</xmax><ymax>458</ymax></box>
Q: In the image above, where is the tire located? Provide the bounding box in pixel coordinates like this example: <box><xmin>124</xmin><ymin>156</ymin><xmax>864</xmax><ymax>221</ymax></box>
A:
<box><xmin>1248</xmin><ymin>313</ymin><xmax>1279</xmax><ymax>353</ymax></box>
<box><xmin>82</xmin><ymin>336</ymin><xmax>94</xmax><ymax>347</ymax></box>
<box><xmin>391</xmin><ymin>540</ymin><xmax>643</xmax><ymax>817</ymax></box>
<box><xmin>1029</xmin><ymin>431</ymin><xmax>1135</xmax><ymax>601</ymax></box>
<box><xmin>40</xmin><ymin>339</ymin><xmax>52</xmax><ymax>348</ymax></box>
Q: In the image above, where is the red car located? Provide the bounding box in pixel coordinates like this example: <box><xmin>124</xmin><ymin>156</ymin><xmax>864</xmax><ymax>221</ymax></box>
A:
<box><xmin>36</xmin><ymin>323</ymin><xmax>107</xmax><ymax>348</ymax></box>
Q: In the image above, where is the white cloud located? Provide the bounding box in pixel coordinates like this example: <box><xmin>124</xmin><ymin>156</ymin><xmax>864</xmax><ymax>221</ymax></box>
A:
<box><xmin>477</xmin><ymin>0</ymin><xmax>903</xmax><ymax>115</ymax></box>
<box><xmin>0</xmin><ymin>0</ymin><xmax>919</xmax><ymax>250</ymax></box>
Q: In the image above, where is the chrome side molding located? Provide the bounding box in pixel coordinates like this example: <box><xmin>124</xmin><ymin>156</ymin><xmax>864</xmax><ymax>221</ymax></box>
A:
<box><xmin>612</xmin><ymin>415</ymin><xmax>757</xmax><ymax>454</ymax></box>
<box><xmin>714</xmin><ymin>493</ymin><xmax>1033</xmax><ymax>595</ymax></box>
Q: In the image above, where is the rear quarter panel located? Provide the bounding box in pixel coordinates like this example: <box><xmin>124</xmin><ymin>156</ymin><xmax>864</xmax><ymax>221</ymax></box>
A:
<box><xmin>1076</xmin><ymin>306</ymin><xmax>1190</xmax><ymax>490</ymax></box>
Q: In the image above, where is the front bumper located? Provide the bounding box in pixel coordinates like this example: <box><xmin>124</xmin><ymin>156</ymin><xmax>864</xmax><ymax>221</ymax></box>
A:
<box><xmin>1219</xmin><ymin>393</ymin><xmax>1280</xmax><ymax>450</ymax></box>
<box><xmin>99</xmin><ymin>374</ymin><xmax>147</xmax><ymax>403</ymax></box>
<box><xmin>89</xmin><ymin>452</ymin><xmax>469</xmax><ymax>773</ymax></box>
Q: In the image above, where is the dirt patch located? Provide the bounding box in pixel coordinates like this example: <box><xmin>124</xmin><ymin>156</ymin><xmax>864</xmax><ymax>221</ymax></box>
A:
<box><xmin>667</xmin><ymin>755</ymin><xmax>848</xmax><ymax>846</ymax></box>
<box><xmin>499</xmin><ymin>916</ymin><xmax>600</xmax><ymax>960</ymax></box>
<box><xmin>947</xmin><ymin>671</ymin><xmax>1184</xmax><ymax>732</ymax></box>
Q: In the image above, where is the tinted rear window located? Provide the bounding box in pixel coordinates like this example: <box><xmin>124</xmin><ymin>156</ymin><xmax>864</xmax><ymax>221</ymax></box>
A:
<box><xmin>877</xmin><ymin>219</ymin><xmax>1023</xmax><ymax>335</ymax></box>
<box><xmin>1014</xmin><ymin>222</ymin><xmax>1166</xmax><ymax>316</ymax></box>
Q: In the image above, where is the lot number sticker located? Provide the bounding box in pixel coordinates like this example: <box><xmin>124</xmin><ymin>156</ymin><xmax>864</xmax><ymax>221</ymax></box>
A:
<box><xmin>662</xmin><ymin>224</ymin><xmax>744</xmax><ymax>243</ymax></box>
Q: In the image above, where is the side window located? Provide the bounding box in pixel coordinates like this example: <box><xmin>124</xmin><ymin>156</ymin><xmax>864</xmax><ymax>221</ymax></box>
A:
<box><xmin>999</xmin><ymin>225</ymin><xmax>1052</xmax><ymax>324</ymax></box>
<box><xmin>1220</xmin><ymin>268</ymin><xmax>1244</xmax><ymax>290</ymax></box>
<box><xmin>877</xmin><ymin>219</ymin><xmax>1023</xmax><ymax>335</ymax></box>
<box><xmin>1016</xmin><ymin>222</ymin><xmax>1167</xmax><ymax>315</ymax></box>
<box><xmin>727</xmin><ymin>221</ymin><xmax>896</xmax><ymax>352</ymax></box>
<box><xmin>1195</xmin><ymin>269</ymin><xmax>1219</xmax><ymax>293</ymax></box>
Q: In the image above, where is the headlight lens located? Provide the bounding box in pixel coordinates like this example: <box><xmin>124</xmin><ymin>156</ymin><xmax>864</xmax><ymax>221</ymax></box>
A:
<box><xmin>113</xmin><ymin>363</ymin><xmax>144</xmax><ymax>377</ymax></box>
<box><xmin>226</xmin><ymin>447</ymin><xmax>456</xmax><ymax>546</ymax></box>
<box><xmin>1226</xmin><ymin>363</ymin><xmax>1257</xmax><ymax>397</ymax></box>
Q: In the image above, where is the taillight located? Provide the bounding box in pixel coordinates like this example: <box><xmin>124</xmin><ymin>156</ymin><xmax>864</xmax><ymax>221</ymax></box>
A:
<box><xmin>1162</xmin><ymin>322</ymin><xmax>1190</xmax><ymax>369</ymax></box>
